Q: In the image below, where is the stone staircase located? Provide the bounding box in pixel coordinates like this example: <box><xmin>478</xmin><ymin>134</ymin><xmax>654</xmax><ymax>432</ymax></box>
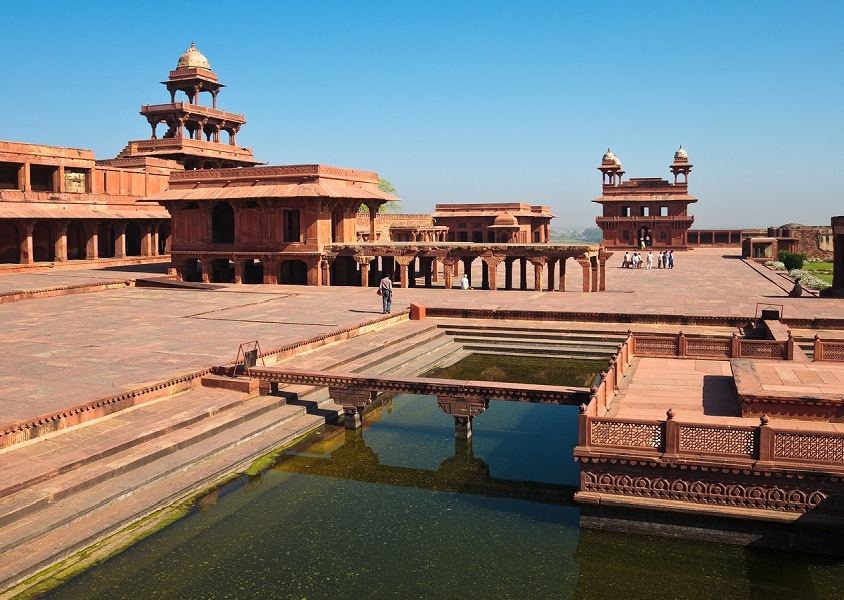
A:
<box><xmin>436</xmin><ymin>323</ymin><xmax>626</xmax><ymax>360</ymax></box>
<box><xmin>0</xmin><ymin>319</ymin><xmax>462</xmax><ymax>594</ymax></box>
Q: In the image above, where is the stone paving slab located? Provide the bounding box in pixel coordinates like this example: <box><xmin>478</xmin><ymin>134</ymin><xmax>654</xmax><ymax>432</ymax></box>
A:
<box><xmin>0</xmin><ymin>249</ymin><xmax>842</xmax><ymax>430</ymax></box>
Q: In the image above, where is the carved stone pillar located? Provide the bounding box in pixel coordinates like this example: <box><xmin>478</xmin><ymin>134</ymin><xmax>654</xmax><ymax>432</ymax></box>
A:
<box><xmin>558</xmin><ymin>257</ymin><xmax>567</xmax><ymax>292</ymax></box>
<box><xmin>482</xmin><ymin>256</ymin><xmax>503</xmax><ymax>291</ymax></box>
<box><xmin>305</xmin><ymin>256</ymin><xmax>320</xmax><ymax>286</ymax></box>
<box><xmin>114</xmin><ymin>223</ymin><xmax>127</xmax><ymax>259</ymax></box>
<box><xmin>368</xmin><ymin>205</ymin><xmax>377</xmax><ymax>241</ymax></box>
<box><xmin>591</xmin><ymin>256</ymin><xmax>599</xmax><ymax>292</ymax></box>
<box><xmin>233</xmin><ymin>259</ymin><xmax>245</xmax><ymax>284</ymax></box>
<box><xmin>577</xmin><ymin>259</ymin><xmax>592</xmax><ymax>292</ymax></box>
<box><xmin>431</xmin><ymin>258</ymin><xmax>439</xmax><ymax>283</ymax></box>
<box><xmin>329</xmin><ymin>387</ymin><xmax>377</xmax><ymax>430</ymax></box>
<box><xmin>530</xmin><ymin>257</ymin><xmax>545</xmax><ymax>291</ymax></box>
<box><xmin>201</xmin><ymin>258</ymin><xmax>212</xmax><ymax>283</ymax></box>
<box><xmin>18</xmin><ymin>221</ymin><xmax>34</xmax><ymax>264</ymax></box>
<box><xmin>598</xmin><ymin>250</ymin><xmax>613</xmax><ymax>292</ymax></box>
<box><xmin>437</xmin><ymin>396</ymin><xmax>489</xmax><ymax>440</ymax></box>
<box><xmin>546</xmin><ymin>258</ymin><xmax>557</xmax><ymax>291</ymax></box>
<box><xmin>519</xmin><ymin>257</ymin><xmax>527</xmax><ymax>290</ymax></box>
<box><xmin>84</xmin><ymin>222</ymin><xmax>98</xmax><ymax>260</ymax></box>
<box><xmin>356</xmin><ymin>255</ymin><xmax>374</xmax><ymax>287</ymax></box>
<box><xmin>54</xmin><ymin>220</ymin><xmax>69</xmax><ymax>263</ymax></box>
<box><xmin>442</xmin><ymin>258</ymin><xmax>457</xmax><ymax>290</ymax></box>
<box><xmin>504</xmin><ymin>258</ymin><xmax>515</xmax><ymax>290</ymax></box>
<box><xmin>395</xmin><ymin>255</ymin><xmax>414</xmax><ymax>288</ymax></box>
<box><xmin>321</xmin><ymin>258</ymin><xmax>331</xmax><ymax>287</ymax></box>
<box><xmin>140</xmin><ymin>222</ymin><xmax>154</xmax><ymax>257</ymax></box>
<box><xmin>263</xmin><ymin>259</ymin><xmax>279</xmax><ymax>284</ymax></box>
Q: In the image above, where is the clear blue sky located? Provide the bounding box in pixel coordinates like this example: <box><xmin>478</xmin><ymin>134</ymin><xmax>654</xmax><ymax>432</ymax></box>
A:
<box><xmin>2</xmin><ymin>1</ymin><xmax>841</xmax><ymax>228</ymax></box>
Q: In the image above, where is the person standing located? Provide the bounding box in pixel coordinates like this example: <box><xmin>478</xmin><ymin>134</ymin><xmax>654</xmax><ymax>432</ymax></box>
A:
<box><xmin>668</xmin><ymin>250</ymin><xmax>674</xmax><ymax>269</ymax></box>
<box><xmin>379</xmin><ymin>274</ymin><xmax>393</xmax><ymax>314</ymax></box>
<box><xmin>646</xmin><ymin>252</ymin><xmax>653</xmax><ymax>270</ymax></box>
<box><xmin>657</xmin><ymin>252</ymin><xmax>663</xmax><ymax>269</ymax></box>
<box><xmin>622</xmin><ymin>251</ymin><xmax>630</xmax><ymax>268</ymax></box>
<box><xmin>460</xmin><ymin>273</ymin><xmax>472</xmax><ymax>290</ymax></box>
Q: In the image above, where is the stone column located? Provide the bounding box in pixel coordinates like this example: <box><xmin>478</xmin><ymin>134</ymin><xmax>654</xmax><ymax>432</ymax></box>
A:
<box><xmin>368</xmin><ymin>205</ymin><xmax>377</xmax><ymax>241</ymax></box>
<box><xmin>442</xmin><ymin>258</ymin><xmax>456</xmax><ymax>290</ymax></box>
<box><xmin>437</xmin><ymin>396</ymin><xmax>489</xmax><ymax>440</ymax></box>
<box><xmin>577</xmin><ymin>259</ymin><xmax>591</xmax><ymax>292</ymax></box>
<box><xmin>431</xmin><ymin>258</ymin><xmax>439</xmax><ymax>283</ymax></box>
<box><xmin>263</xmin><ymin>259</ymin><xmax>279</xmax><ymax>284</ymax></box>
<box><xmin>504</xmin><ymin>258</ymin><xmax>515</xmax><ymax>290</ymax></box>
<box><xmin>422</xmin><ymin>257</ymin><xmax>433</xmax><ymax>287</ymax></box>
<box><xmin>558</xmin><ymin>257</ymin><xmax>567</xmax><ymax>291</ymax></box>
<box><xmin>233</xmin><ymin>259</ymin><xmax>245</xmax><ymax>284</ymax></box>
<box><xmin>321</xmin><ymin>258</ymin><xmax>331</xmax><ymax>287</ymax></box>
<box><xmin>54</xmin><ymin>221</ymin><xmax>68</xmax><ymax>262</ymax></box>
<box><xmin>140</xmin><ymin>222</ymin><xmax>154</xmax><ymax>257</ymax></box>
<box><xmin>18</xmin><ymin>221</ymin><xmax>34</xmax><ymax>264</ymax></box>
<box><xmin>85</xmin><ymin>222</ymin><xmax>98</xmax><ymax>260</ymax></box>
<box><xmin>598</xmin><ymin>250</ymin><xmax>613</xmax><ymax>292</ymax></box>
<box><xmin>530</xmin><ymin>257</ymin><xmax>545</xmax><ymax>291</ymax></box>
<box><xmin>355</xmin><ymin>255</ymin><xmax>374</xmax><ymax>287</ymax></box>
<box><xmin>482</xmin><ymin>256</ymin><xmax>503</xmax><ymax>291</ymax></box>
<box><xmin>519</xmin><ymin>257</ymin><xmax>528</xmax><ymax>290</ymax></box>
<box><xmin>546</xmin><ymin>258</ymin><xmax>556</xmax><ymax>292</ymax></box>
<box><xmin>395</xmin><ymin>255</ymin><xmax>414</xmax><ymax>288</ymax></box>
<box><xmin>591</xmin><ymin>256</ymin><xmax>599</xmax><ymax>292</ymax></box>
<box><xmin>201</xmin><ymin>259</ymin><xmax>212</xmax><ymax>283</ymax></box>
<box><xmin>329</xmin><ymin>387</ymin><xmax>377</xmax><ymax>430</ymax></box>
<box><xmin>114</xmin><ymin>223</ymin><xmax>127</xmax><ymax>259</ymax></box>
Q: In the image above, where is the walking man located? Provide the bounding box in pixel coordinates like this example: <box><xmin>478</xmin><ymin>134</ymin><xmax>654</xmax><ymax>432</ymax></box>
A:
<box><xmin>380</xmin><ymin>273</ymin><xmax>393</xmax><ymax>314</ymax></box>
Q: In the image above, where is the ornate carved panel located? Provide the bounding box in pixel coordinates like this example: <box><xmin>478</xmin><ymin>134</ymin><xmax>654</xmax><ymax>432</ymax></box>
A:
<box><xmin>580</xmin><ymin>468</ymin><xmax>844</xmax><ymax>514</ymax></box>
<box><xmin>591</xmin><ymin>421</ymin><xmax>662</xmax><ymax>448</ymax></box>
<box><xmin>634</xmin><ymin>336</ymin><xmax>678</xmax><ymax>356</ymax></box>
<box><xmin>775</xmin><ymin>432</ymin><xmax>844</xmax><ymax>462</ymax></box>
<box><xmin>739</xmin><ymin>341</ymin><xmax>785</xmax><ymax>358</ymax></box>
<box><xmin>680</xmin><ymin>426</ymin><xmax>754</xmax><ymax>455</ymax></box>
<box><xmin>685</xmin><ymin>338</ymin><xmax>730</xmax><ymax>358</ymax></box>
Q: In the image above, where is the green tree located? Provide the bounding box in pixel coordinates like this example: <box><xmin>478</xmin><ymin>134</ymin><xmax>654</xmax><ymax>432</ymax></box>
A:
<box><xmin>360</xmin><ymin>178</ymin><xmax>401</xmax><ymax>213</ymax></box>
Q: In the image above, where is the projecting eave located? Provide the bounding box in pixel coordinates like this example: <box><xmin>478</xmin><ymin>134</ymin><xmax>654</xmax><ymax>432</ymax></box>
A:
<box><xmin>145</xmin><ymin>183</ymin><xmax>400</xmax><ymax>203</ymax></box>
<box><xmin>592</xmin><ymin>194</ymin><xmax>698</xmax><ymax>204</ymax></box>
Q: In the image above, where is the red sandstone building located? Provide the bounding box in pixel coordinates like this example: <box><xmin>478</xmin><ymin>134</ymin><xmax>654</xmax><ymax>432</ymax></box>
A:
<box><xmin>0</xmin><ymin>141</ymin><xmax>175</xmax><ymax>265</ymax></box>
<box><xmin>432</xmin><ymin>203</ymin><xmax>554</xmax><ymax>243</ymax></box>
<box><xmin>593</xmin><ymin>148</ymin><xmax>696</xmax><ymax>250</ymax></box>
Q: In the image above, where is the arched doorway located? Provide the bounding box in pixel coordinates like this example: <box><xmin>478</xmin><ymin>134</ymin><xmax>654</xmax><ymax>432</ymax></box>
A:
<box><xmin>0</xmin><ymin>221</ymin><xmax>20</xmax><ymax>263</ymax></box>
<box><xmin>125</xmin><ymin>222</ymin><xmax>142</xmax><ymax>256</ymax></box>
<box><xmin>212</xmin><ymin>203</ymin><xmax>235</xmax><ymax>244</ymax></box>
<box><xmin>32</xmin><ymin>222</ymin><xmax>54</xmax><ymax>262</ymax></box>
<box><xmin>244</xmin><ymin>259</ymin><xmax>263</xmax><ymax>284</ymax></box>
<box><xmin>67</xmin><ymin>222</ymin><xmax>86</xmax><ymax>260</ymax></box>
<box><xmin>279</xmin><ymin>260</ymin><xmax>308</xmax><ymax>285</ymax></box>
<box><xmin>637</xmin><ymin>226</ymin><xmax>652</xmax><ymax>248</ymax></box>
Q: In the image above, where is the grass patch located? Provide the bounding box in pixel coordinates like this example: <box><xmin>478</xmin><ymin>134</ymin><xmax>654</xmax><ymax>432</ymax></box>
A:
<box><xmin>803</xmin><ymin>261</ymin><xmax>833</xmax><ymax>272</ymax></box>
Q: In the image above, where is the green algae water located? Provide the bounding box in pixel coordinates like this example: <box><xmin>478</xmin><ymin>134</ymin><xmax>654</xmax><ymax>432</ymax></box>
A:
<box><xmin>424</xmin><ymin>354</ymin><xmax>605</xmax><ymax>387</ymax></box>
<box><xmin>43</xmin><ymin>396</ymin><xmax>844</xmax><ymax>600</ymax></box>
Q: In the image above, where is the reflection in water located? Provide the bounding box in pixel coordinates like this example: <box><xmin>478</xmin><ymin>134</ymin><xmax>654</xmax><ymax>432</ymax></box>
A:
<box><xmin>43</xmin><ymin>396</ymin><xmax>844</xmax><ymax>600</ymax></box>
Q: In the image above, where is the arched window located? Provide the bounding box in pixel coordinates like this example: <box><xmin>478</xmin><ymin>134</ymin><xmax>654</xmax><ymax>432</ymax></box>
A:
<box><xmin>212</xmin><ymin>202</ymin><xmax>235</xmax><ymax>244</ymax></box>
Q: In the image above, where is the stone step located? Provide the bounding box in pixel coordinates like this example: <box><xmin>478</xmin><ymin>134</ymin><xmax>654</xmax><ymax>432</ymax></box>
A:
<box><xmin>200</xmin><ymin>373</ymin><xmax>260</xmax><ymax>393</ymax></box>
<box><xmin>450</xmin><ymin>333</ymin><xmax>620</xmax><ymax>350</ymax></box>
<box><xmin>439</xmin><ymin>323</ymin><xmax>629</xmax><ymax>339</ymax></box>
<box><xmin>0</xmin><ymin>410</ymin><xmax>330</xmax><ymax>591</ymax></box>
<box><xmin>460</xmin><ymin>342</ymin><xmax>615</xmax><ymax>359</ymax></box>
<box><xmin>0</xmin><ymin>388</ymin><xmax>259</xmax><ymax>502</ymax></box>
<box><xmin>277</xmin><ymin>321</ymin><xmax>445</xmax><ymax>373</ymax></box>
<box><xmin>0</xmin><ymin>392</ymin><xmax>300</xmax><ymax>535</ymax></box>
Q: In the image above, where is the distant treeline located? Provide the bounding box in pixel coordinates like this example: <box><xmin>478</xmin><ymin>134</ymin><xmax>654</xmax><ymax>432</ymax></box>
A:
<box><xmin>550</xmin><ymin>227</ymin><xmax>603</xmax><ymax>243</ymax></box>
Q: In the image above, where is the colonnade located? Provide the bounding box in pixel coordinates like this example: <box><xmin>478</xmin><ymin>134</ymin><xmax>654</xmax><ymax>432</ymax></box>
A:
<box><xmin>0</xmin><ymin>219</ymin><xmax>170</xmax><ymax>264</ymax></box>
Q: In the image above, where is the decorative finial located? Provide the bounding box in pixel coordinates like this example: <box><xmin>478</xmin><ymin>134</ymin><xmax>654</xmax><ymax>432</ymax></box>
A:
<box><xmin>579</xmin><ymin>403</ymin><xmax>588</xmax><ymax>414</ymax></box>
<box><xmin>760</xmin><ymin>414</ymin><xmax>770</xmax><ymax>426</ymax></box>
<box><xmin>666</xmin><ymin>408</ymin><xmax>675</xmax><ymax>420</ymax></box>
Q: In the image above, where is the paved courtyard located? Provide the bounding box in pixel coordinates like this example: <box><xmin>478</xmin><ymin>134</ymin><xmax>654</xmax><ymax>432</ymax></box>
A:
<box><xmin>0</xmin><ymin>248</ymin><xmax>842</xmax><ymax>430</ymax></box>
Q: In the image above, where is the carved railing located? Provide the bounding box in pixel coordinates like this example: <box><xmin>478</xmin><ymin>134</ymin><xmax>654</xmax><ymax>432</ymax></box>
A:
<box><xmin>586</xmin><ymin>332</ymin><xmax>633</xmax><ymax>417</ymax></box>
<box><xmin>814</xmin><ymin>336</ymin><xmax>844</xmax><ymax>362</ymax></box>
<box><xmin>631</xmin><ymin>332</ymin><xmax>791</xmax><ymax>361</ymax></box>
<box><xmin>579</xmin><ymin>410</ymin><xmax>844</xmax><ymax>471</ymax></box>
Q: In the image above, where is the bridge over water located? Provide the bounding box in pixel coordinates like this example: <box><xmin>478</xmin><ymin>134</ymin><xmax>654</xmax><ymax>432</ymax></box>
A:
<box><xmin>250</xmin><ymin>367</ymin><xmax>591</xmax><ymax>438</ymax></box>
